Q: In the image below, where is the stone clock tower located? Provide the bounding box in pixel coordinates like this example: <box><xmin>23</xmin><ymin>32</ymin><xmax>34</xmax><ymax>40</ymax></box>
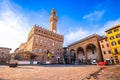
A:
<box><xmin>50</xmin><ymin>9</ymin><xmax>58</xmax><ymax>33</ymax></box>
<box><xmin>17</xmin><ymin>9</ymin><xmax>64</xmax><ymax>64</ymax></box>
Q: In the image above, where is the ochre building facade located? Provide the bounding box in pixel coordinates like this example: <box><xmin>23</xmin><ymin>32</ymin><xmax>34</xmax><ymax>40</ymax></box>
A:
<box><xmin>68</xmin><ymin>34</ymin><xmax>103</xmax><ymax>64</ymax></box>
<box><xmin>105</xmin><ymin>24</ymin><xmax>120</xmax><ymax>64</ymax></box>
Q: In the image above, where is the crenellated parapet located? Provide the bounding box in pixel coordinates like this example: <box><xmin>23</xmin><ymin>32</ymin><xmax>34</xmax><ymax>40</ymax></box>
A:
<box><xmin>27</xmin><ymin>24</ymin><xmax>64</xmax><ymax>42</ymax></box>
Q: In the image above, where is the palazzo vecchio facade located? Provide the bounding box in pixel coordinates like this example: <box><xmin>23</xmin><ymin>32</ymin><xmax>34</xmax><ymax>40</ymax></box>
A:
<box><xmin>16</xmin><ymin>9</ymin><xmax>64</xmax><ymax>63</ymax></box>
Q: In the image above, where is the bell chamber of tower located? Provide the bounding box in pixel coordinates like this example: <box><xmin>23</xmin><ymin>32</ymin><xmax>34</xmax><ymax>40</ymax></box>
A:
<box><xmin>50</xmin><ymin>9</ymin><xmax>58</xmax><ymax>33</ymax></box>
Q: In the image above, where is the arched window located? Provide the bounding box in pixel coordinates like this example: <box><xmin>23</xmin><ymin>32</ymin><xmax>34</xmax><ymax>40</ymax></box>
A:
<box><xmin>116</xmin><ymin>34</ymin><xmax>120</xmax><ymax>38</ymax></box>
<box><xmin>103</xmin><ymin>51</ymin><xmax>106</xmax><ymax>54</ymax></box>
<box><xmin>43</xmin><ymin>49</ymin><xmax>47</xmax><ymax>53</ymax></box>
<box><xmin>118</xmin><ymin>40</ymin><xmax>120</xmax><ymax>44</ymax></box>
<box><xmin>35</xmin><ymin>38</ymin><xmax>38</xmax><ymax>43</ymax></box>
<box><xmin>40</xmin><ymin>39</ymin><xmax>43</xmax><ymax>43</ymax></box>
<box><xmin>106</xmin><ymin>43</ymin><xmax>109</xmax><ymax>47</ymax></box>
<box><xmin>110</xmin><ymin>36</ymin><xmax>114</xmax><ymax>40</ymax></box>
<box><xmin>34</xmin><ymin>48</ymin><xmax>38</xmax><ymax>53</ymax></box>
<box><xmin>114</xmin><ymin>48</ymin><xmax>118</xmax><ymax>54</ymax></box>
<box><xmin>102</xmin><ymin>45</ymin><xmax>104</xmax><ymax>48</ymax></box>
<box><xmin>108</xmin><ymin>31</ymin><xmax>112</xmax><ymax>34</ymax></box>
<box><xmin>111</xmin><ymin>41</ymin><xmax>116</xmax><ymax>46</ymax></box>
<box><xmin>44</xmin><ymin>40</ymin><xmax>47</xmax><ymax>44</ymax></box>
<box><xmin>114</xmin><ymin>28</ymin><xmax>119</xmax><ymax>32</ymax></box>
<box><xmin>108</xmin><ymin>50</ymin><xmax>111</xmax><ymax>54</ymax></box>
<box><xmin>39</xmin><ymin>49</ymin><xmax>42</xmax><ymax>53</ymax></box>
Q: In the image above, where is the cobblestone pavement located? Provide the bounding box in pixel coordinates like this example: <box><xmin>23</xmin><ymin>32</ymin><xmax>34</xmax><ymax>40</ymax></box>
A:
<box><xmin>0</xmin><ymin>65</ymin><xmax>102</xmax><ymax>80</ymax></box>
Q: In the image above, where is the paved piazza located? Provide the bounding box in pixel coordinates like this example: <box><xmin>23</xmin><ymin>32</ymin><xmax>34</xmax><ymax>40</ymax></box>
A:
<box><xmin>0</xmin><ymin>65</ymin><xmax>101</xmax><ymax>80</ymax></box>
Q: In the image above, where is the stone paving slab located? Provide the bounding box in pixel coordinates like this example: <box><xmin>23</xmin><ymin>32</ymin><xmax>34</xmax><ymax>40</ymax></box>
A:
<box><xmin>0</xmin><ymin>65</ymin><xmax>101</xmax><ymax>80</ymax></box>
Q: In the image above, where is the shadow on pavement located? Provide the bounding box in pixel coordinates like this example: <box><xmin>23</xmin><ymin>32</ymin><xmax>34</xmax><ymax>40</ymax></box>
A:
<box><xmin>15</xmin><ymin>67</ymin><xmax>34</xmax><ymax>69</ymax></box>
<box><xmin>0</xmin><ymin>78</ymin><xmax>10</xmax><ymax>80</ymax></box>
<box><xmin>39</xmin><ymin>64</ymin><xmax>94</xmax><ymax>67</ymax></box>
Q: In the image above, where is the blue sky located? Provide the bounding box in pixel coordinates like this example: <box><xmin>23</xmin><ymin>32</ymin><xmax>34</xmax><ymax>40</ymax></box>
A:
<box><xmin>0</xmin><ymin>0</ymin><xmax>120</xmax><ymax>52</ymax></box>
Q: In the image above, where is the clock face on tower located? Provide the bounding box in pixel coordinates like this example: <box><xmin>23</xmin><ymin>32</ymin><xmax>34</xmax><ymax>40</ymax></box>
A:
<box><xmin>53</xmin><ymin>29</ymin><xmax>56</xmax><ymax>33</ymax></box>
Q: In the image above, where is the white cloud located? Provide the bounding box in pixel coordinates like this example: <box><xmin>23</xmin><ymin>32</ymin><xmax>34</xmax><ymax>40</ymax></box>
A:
<box><xmin>83</xmin><ymin>10</ymin><xmax>104</xmax><ymax>21</ymax></box>
<box><xmin>0</xmin><ymin>0</ymin><xmax>30</xmax><ymax>52</ymax></box>
<box><xmin>64</xmin><ymin>10</ymin><xmax>120</xmax><ymax>46</ymax></box>
<box><xmin>0</xmin><ymin>0</ymin><xmax>51</xmax><ymax>52</ymax></box>
<box><xmin>64</xmin><ymin>18</ymin><xmax>120</xmax><ymax>47</ymax></box>
<box><xmin>98</xmin><ymin>18</ymin><xmax>120</xmax><ymax>35</ymax></box>
<box><xmin>64</xmin><ymin>27</ymin><xmax>89</xmax><ymax>46</ymax></box>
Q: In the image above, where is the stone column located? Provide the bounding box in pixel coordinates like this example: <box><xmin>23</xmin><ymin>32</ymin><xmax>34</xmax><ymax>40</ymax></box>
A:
<box><xmin>68</xmin><ymin>50</ymin><xmax>71</xmax><ymax>64</ymax></box>
<box><xmin>83</xmin><ymin>47</ymin><xmax>87</xmax><ymax>63</ymax></box>
<box><xmin>96</xmin><ymin>45</ymin><xmax>102</xmax><ymax>61</ymax></box>
<box><xmin>75</xmin><ymin>49</ymin><xmax>78</xmax><ymax>63</ymax></box>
